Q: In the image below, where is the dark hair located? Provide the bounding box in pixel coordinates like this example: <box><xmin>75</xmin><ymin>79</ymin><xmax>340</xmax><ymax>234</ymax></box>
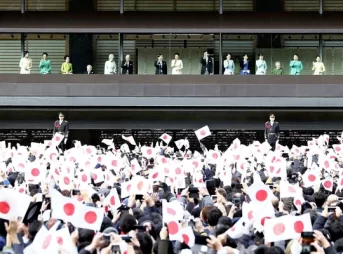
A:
<box><xmin>78</xmin><ymin>228</ymin><xmax>95</xmax><ymax>244</ymax></box>
<box><xmin>24</xmin><ymin>51</ymin><xmax>29</xmax><ymax>56</ymax></box>
<box><xmin>119</xmin><ymin>214</ymin><xmax>137</xmax><ymax>234</ymax></box>
<box><xmin>303</xmin><ymin>187</ymin><xmax>314</xmax><ymax>196</ymax></box>
<box><xmin>226</xmin><ymin>53</ymin><xmax>231</xmax><ymax>57</ymax></box>
<box><xmin>266</xmin><ymin>246</ymin><xmax>285</xmax><ymax>254</ymax></box>
<box><xmin>136</xmin><ymin>232</ymin><xmax>153</xmax><ymax>254</ymax></box>
<box><xmin>64</xmin><ymin>55</ymin><xmax>70</xmax><ymax>60</ymax></box>
<box><xmin>269</xmin><ymin>113</ymin><xmax>275</xmax><ymax>117</ymax></box>
<box><xmin>203</xmin><ymin>50</ymin><xmax>207</xmax><ymax>54</ymax></box>
<box><xmin>207</xmin><ymin>207</ymin><xmax>223</xmax><ymax>227</ymax></box>
<box><xmin>243</xmin><ymin>53</ymin><xmax>248</xmax><ymax>57</ymax></box>
<box><xmin>42</xmin><ymin>52</ymin><xmax>48</xmax><ymax>56</ymax></box>
<box><xmin>59</xmin><ymin>112</ymin><xmax>64</xmax><ymax>117</ymax></box>
<box><xmin>157</xmin><ymin>54</ymin><xmax>162</xmax><ymax>57</ymax></box>
<box><xmin>330</xmin><ymin>220</ymin><xmax>343</xmax><ymax>242</ymax></box>
<box><xmin>258</xmin><ymin>53</ymin><xmax>263</xmax><ymax>57</ymax></box>
<box><xmin>28</xmin><ymin>220</ymin><xmax>42</xmax><ymax>240</ymax></box>
<box><xmin>294</xmin><ymin>54</ymin><xmax>299</xmax><ymax>57</ymax></box>
<box><xmin>313</xmin><ymin>191</ymin><xmax>328</xmax><ymax>208</ymax></box>
<box><xmin>334</xmin><ymin>237</ymin><xmax>343</xmax><ymax>253</ymax></box>
<box><xmin>175</xmin><ymin>53</ymin><xmax>180</xmax><ymax>56</ymax></box>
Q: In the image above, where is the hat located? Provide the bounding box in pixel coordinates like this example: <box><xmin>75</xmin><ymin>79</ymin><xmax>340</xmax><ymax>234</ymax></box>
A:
<box><xmin>103</xmin><ymin>226</ymin><xmax>118</xmax><ymax>235</ymax></box>
<box><xmin>22</xmin><ymin>202</ymin><xmax>42</xmax><ymax>225</ymax></box>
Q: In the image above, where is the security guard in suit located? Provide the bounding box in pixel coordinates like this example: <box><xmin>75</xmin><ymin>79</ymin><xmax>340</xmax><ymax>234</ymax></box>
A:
<box><xmin>53</xmin><ymin>112</ymin><xmax>69</xmax><ymax>152</ymax></box>
<box><xmin>264</xmin><ymin>113</ymin><xmax>280</xmax><ymax>151</ymax></box>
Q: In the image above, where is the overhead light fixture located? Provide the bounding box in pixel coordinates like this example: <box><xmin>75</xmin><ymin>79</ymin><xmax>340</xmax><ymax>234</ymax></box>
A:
<box><xmin>187</xmin><ymin>35</ymin><xmax>190</xmax><ymax>39</ymax></box>
<box><xmin>200</xmin><ymin>35</ymin><xmax>203</xmax><ymax>39</ymax></box>
<box><xmin>37</xmin><ymin>34</ymin><xmax>40</xmax><ymax>39</ymax></box>
<box><xmin>174</xmin><ymin>35</ymin><xmax>177</xmax><ymax>39</ymax></box>
<box><xmin>301</xmin><ymin>35</ymin><xmax>304</xmax><ymax>39</ymax></box>
<box><xmin>314</xmin><ymin>35</ymin><xmax>318</xmax><ymax>39</ymax></box>
<box><xmin>63</xmin><ymin>35</ymin><xmax>66</xmax><ymax>39</ymax></box>
<box><xmin>225</xmin><ymin>35</ymin><xmax>228</xmax><ymax>39</ymax></box>
<box><xmin>237</xmin><ymin>35</ymin><xmax>241</xmax><ymax>39</ymax></box>
<box><xmin>136</xmin><ymin>35</ymin><xmax>139</xmax><ymax>39</ymax></box>
<box><xmin>328</xmin><ymin>36</ymin><xmax>331</xmax><ymax>39</ymax></box>
<box><xmin>24</xmin><ymin>34</ymin><xmax>27</xmax><ymax>39</ymax></box>
<box><xmin>109</xmin><ymin>35</ymin><xmax>112</xmax><ymax>39</ymax></box>
<box><xmin>149</xmin><ymin>35</ymin><xmax>152</xmax><ymax>39</ymax></box>
<box><xmin>162</xmin><ymin>35</ymin><xmax>165</xmax><ymax>39</ymax></box>
<box><xmin>288</xmin><ymin>35</ymin><xmax>291</xmax><ymax>39</ymax></box>
<box><xmin>11</xmin><ymin>34</ymin><xmax>14</xmax><ymax>38</ymax></box>
<box><xmin>50</xmin><ymin>34</ymin><xmax>53</xmax><ymax>39</ymax></box>
<box><xmin>249</xmin><ymin>35</ymin><xmax>252</xmax><ymax>39</ymax></box>
<box><xmin>212</xmin><ymin>35</ymin><xmax>215</xmax><ymax>39</ymax></box>
<box><xmin>96</xmin><ymin>35</ymin><xmax>100</xmax><ymax>39</ymax></box>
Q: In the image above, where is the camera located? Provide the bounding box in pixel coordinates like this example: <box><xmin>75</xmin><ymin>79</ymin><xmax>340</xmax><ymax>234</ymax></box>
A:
<box><xmin>301</xmin><ymin>232</ymin><xmax>316</xmax><ymax>254</ymax></box>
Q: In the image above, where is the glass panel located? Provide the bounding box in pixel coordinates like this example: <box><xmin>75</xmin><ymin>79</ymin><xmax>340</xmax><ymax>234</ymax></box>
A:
<box><xmin>322</xmin><ymin>34</ymin><xmax>343</xmax><ymax>75</ymax></box>
<box><xmin>123</xmin><ymin>33</ymin><xmax>219</xmax><ymax>75</ymax></box>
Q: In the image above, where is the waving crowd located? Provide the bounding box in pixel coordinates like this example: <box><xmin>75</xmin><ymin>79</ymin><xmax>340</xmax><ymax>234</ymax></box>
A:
<box><xmin>0</xmin><ymin>125</ymin><xmax>342</xmax><ymax>254</ymax></box>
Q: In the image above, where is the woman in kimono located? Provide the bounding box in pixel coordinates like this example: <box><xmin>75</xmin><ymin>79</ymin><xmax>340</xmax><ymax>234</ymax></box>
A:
<box><xmin>312</xmin><ymin>56</ymin><xmax>325</xmax><ymax>75</ymax></box>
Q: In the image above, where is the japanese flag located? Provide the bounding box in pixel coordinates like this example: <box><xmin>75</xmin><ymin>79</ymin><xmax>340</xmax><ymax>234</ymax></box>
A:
<box><xmin>24</xmin><ymin>224</ymin><xmax>58</xmax><ymax>254</ymax></box>
<box><xmin>195</xmin><ymin>126</ymin><xmax>211</xmax><ymax>141</ymax></box>
<box><xmin>122</xmin><ymin>135</ymin><xmax>137</xmax><ymax>146</ymax></box>
<box><xmin>280</xmin><ymin>181</ymin><xmax>301</xmax><ymax>198</ymax></box>
<box><xmin>264</xmin><ymin>214</ymin><xmax>312</xmax><ymax>242</ymax></box>
<box><xmin>247</xmin><ymin>182</ymin><xmax>272</xmax><ymax>206</ymax></box>
<box><xmin>0</xmin><ymin>188</ymin><xmax>32</xmax><ymax>220</ymax></box>
<box><xmin>51</xmin><ymin>133</ymin><xmax>64</xmax><ymax>147</ymax></box>
<box><xmin>226</xmin><ymin>218</ymin><xmax>251</xmax><ymax>239</ymax></box>
<box><xmin>26</xmin><ymin>163</ymin><xmax>46</xmax><ymax>184</ymax></box>
<box><xmin>104</xmin><ymin>188</ymin><xmax>121</xmax><ymax>212</ymax></box>
<box><xmin>101</xmin><ymin>139</ymin><xmax>113</xmax><ymax>146</ymax></box>
<box><xmin>141</xmin><ymin>146</ymin><xmax>156</xmax><ymax>159</ymax></box>
<box><xmin>175</xmin><ymin>139</ymin><xmax>186</xmax><ymax>150</ymax></box>
<box><xmin>293</xmin><ymin>194</ymin><xmax>305</xmax><ymax>207</ymax></box>
<box><xmin>162</xmin><ymin>200</ymin><xmax>183</xmax><ymax>241</ymax></box>
<box><xmin>159</xmin><ymin>133</ymin><xmax>172</xmax><ymax>145</ymax></box>
<box><xmin>303</xmin><ymin>170</ymin><xmax>320</xmax><ymax>187</ymax></box>
<box><xmin>322</xmin><ymin>178</ymin><xmax>333</xmax><ymax>192</ymax></box>
<box><xmin>180</xmin><ymin>226</ymin><xmax>195</xmax><ymax>247</ymax></box>
<box><xmin>51</xmin><ymin>189</ymin><xmax>104</xmax><ymax>231</ymax></box>
<box><xmin>54</xmin><ymin>227</ymin><xmax>74</xmax><ymax>253</ymax></box>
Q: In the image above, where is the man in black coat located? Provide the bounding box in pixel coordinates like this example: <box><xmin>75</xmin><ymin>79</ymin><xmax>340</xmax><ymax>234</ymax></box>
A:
<box><xmin>264</xmin><ymin>113</ymin><xmax>280</xmax><ymax>151</ymax></box>
<box><xmin>200</xmin><ymin>50</ymin><xmax>213</xmax><ymax>75</ymax></box>
<box><xmin>53</xmin><ymin>112</ymin><xmax>69</xmax><ymax>152</ymax></box>
<box><xmin>154</xmin><ymin>54</ymin><xmax>167</xmax><ymax>75</ymax></box>
<box><xmin>121</xmin><ymin>55</ymin><xmax>134</xmax><ymax>74</ymax></box>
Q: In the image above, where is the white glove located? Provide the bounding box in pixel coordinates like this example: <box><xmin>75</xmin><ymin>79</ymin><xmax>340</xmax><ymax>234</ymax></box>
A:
<box><xmin>64</xmin><ymin>138</ymin><xmax>67</xmax><ymax>145</ymax></box>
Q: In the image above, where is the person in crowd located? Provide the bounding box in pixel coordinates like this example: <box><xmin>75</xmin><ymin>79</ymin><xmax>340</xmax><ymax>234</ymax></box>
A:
<box><xmin>289</xmin><ymin>54</ymin><xmax>303</xmax><ymax>75</ymax></box>
<box><xmin>121</xmin><ymin>54</ymin><xmax>133</xmax><ymax>75</ymax></box>
<box><xmin>200</xmin><ymin>50</ymin><xmax>213</xmax><ymax>75</ymax></box>
<box><xmin>271</xmin><ymin>61</ymin><xmax>283</xmax><ymax>75</ymax></box>
<box><xmin>154</xmin><ymin>54</ymin><xmax>167</xmax><ymax>75</ymax></box>
<box><xmin>312</xmin><ymin>56</ymin><xmax>326</xmax><ymax>75</ymax></box>
<box><xmin>104</xmin><ymin>54</ymin><xmax>117</xmax><ymax>74</ymax></box>
<box><xmin>171</xmin><ymin>53</ymin><xmax>183</xmax><ymax>75</ymax></box>
<box><xmin>84</xmin><ymin>65</ymin><xmax>94</xmax><ymax>74</ymax></box>
<box><xmin>264</xmin><ymin>113</ymin><xmax>280</xmax><ymax>151</ymax></box>
<box><xmin>19</xmin><ymin>51</ymin><xmax>32</xmax><ymax>74</ymax></box>
<box><xmin>223</xmin><ymin>53</ymin><xmax>235</xmax><ymax>75</ymax></box>
<box><xmin>240</xmin><ymin>54</ymin><xmax>251</xmax><ymax>75</ymax></box>
<box><xmin>256</xmin><ymin>53</ymin><xmax>267</xmax><ymax>75</ymax></box>
<box><xmin>53</xmin><ymin>112</ymin><xmax>69</xmax><ymax>153</ymax></box>
<box><xmin>39</xmin><ymin>52</ymin><xmax>51</xmax><ymax>74</ymax></box>
<box><xmin>60</xmin><ymin>55</ymin><xmax>73</xmax><ymax>74</ymax></box>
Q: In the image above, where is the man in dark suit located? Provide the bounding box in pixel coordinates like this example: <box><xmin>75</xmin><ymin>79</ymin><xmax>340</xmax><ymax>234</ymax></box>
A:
<box><xmin>84</xmin><ymin>65</ymin><xmax>94</xmax><ymax>74</ymax></box>
<box><xmin>154</xmin><ymin>54</ymin><xmax>167</xmax><ymax>75</ymax></box>
<box><xmin>264</xmin><ymin>113</ymin><xmax>280</xmax><ymax>151</ymax></box>
<box><xmin>53</xmin><ymin>112</ymin><xmax>69</xmax><ymax>153</ymax></box>
<box><xmin>200</xmin><ymin>50</ymin><xmax>213</xmax><ymax>75</ymax></box>
<box><xmin>121</xmin><ymin>55</ymin><xmax>133</xmax><ymax>74</ymax></box>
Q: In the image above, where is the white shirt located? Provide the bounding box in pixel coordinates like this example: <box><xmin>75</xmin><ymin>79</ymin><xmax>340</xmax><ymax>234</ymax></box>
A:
<box><xmin>104</xmin><ymin>60</ymin><xmax>117</xmax><ymax>74</ymax></box>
